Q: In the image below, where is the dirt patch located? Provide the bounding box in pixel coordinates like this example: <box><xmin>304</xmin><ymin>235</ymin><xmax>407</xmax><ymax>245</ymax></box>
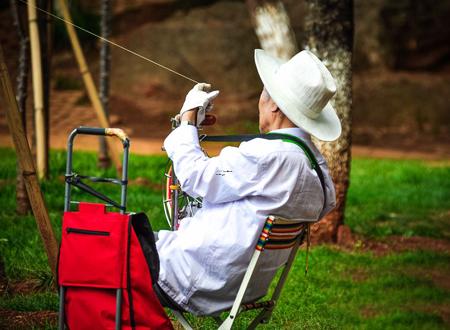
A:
<box><xmin>129</xmin><ymin>177</ymin><xmax>162</xmax><ymax>190</ymax></box>
<box><xmin>405</xmin><ymin>268</ymin><xmax>450</xmax><ymax>292</ymax></box>
<box><xmin>0</xmin><ymin>310</ymin><xmax>57</xmax><ymax>330</ymax></box>
<box><xmin>360</xmin><ymin>305</ymin><xmax>379</xmax><ymax>318</ymax></box>
<box><xmin>0</xmin><ymin>309</ymin><xmax>178</xmax><ymax>329</ymax></box>
<box><xmin>422</xmin><ymin>305</ymin><xmax>450</xmax><ymax>325</ymax></box>
<box><xmin>351</xmin><ymin>145</ymin><xmax>450</xmax><ymax>161</ymax></box>
<box><xmin>5</xmin><ymin>279</ymin><xmax>45</xmax><ymax>296</ymax></box>
<box><xmin>364</xmin><ymin>236</ymin><xmax>450</xmax><ymax>255</ymax></box>
<box><xmin>336</xmin><ymin>234</ymin><xmax>450</xmax><ymax>256</ymax></box>
<box><xmin>350</xmin><ymin>268</ymin><xmax>369</xmax><ymax>283</ymax></box>
<box><xmin>0</xmin><ymin>259</ymin><xmax>6</xmax><ymax>297</ymax></box>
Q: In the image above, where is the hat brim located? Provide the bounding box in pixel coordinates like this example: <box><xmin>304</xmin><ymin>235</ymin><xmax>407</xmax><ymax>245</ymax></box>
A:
<box><xmin>254</xmin><ymin>49</ymin><xmax>342</xmax><ymax>142</ymax></box>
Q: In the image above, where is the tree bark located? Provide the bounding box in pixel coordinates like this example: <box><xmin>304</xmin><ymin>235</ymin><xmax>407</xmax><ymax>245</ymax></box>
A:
<box><xmin>10</xmin><ymin>0</ymin><xmax>31</xmax><ymax>215</ymax></box>
<box><xmin>98</xmin><ymin>0</ymin><xmax>112</xmax><ymax>168</ymax></box>
<box><xmin>247</xmin><ymin>0</ymin><xmax>353</xmax><ymax>243</ymax></box>
<box><xmin>303</xmin><ymin>0</ymin><xmax>354</xmax><ymax>243</ymax></box>
<box><xmin>246</xmin><ymin>0</ymin><xmax>298</xmax><ymax>61</ymax></box>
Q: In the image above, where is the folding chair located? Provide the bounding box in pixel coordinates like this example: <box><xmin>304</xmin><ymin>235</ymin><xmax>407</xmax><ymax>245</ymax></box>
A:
<box><xmin>173</xmin><ymin>215</ymin><xmax>310</xmax><ymax>330</ymax></box>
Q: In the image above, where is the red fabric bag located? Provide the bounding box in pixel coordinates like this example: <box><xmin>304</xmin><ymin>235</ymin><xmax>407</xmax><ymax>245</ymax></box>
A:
<box><xmin>58</xmin><ymin>202</ymin><xmax>173</xmax><ymax>329</ymax></box>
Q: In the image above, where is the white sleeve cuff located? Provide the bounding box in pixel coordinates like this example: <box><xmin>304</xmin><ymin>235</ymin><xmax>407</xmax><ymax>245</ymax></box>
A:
<box><xmin>163</xmin><ymin>125</ymin><xmax>200</xmax><ymax>158</ymax></box>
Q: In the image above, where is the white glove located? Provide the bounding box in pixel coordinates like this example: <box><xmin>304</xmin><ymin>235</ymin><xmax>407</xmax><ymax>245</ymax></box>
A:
<box><xmin>180</xmin><ymin>83</ymin><xmax>219</xmax><ymax>126</ymax></box>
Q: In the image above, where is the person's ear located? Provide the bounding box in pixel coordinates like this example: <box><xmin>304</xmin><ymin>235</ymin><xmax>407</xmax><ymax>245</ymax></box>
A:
<box><xmin>269</xmin><ymin>100</ymin><xmax>279</xmax><ymax>113</ymax></box>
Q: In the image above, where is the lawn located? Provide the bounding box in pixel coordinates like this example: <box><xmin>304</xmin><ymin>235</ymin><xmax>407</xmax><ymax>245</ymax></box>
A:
<box><xmin>0</xmin><ymin>147</ymin><xmax>449</xmax><ymax>329</ymax></box>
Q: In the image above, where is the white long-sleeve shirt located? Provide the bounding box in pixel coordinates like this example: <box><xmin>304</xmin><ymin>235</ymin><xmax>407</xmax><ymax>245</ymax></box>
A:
<box><xmin>156</xmin><ymin>125</ymin><xmax>336</xmax><ymax>315</ymax></box>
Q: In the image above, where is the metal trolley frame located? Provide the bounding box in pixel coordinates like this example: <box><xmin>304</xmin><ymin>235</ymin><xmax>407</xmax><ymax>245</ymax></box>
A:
<box><xmin>59</xmin><ymin>126</ymin><xmax>130</xmax><ymax>330</ymax></box>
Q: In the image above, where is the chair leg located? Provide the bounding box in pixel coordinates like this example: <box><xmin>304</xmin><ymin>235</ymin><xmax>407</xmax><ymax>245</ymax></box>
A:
<box><xmin>218</xmin><ymin>251</ymin><xmax>262</xmax><ymax>330</ymax></box>
<box><xmin>218</xmin><ymin>315</ymin><xmax>236</xmax><ymax>330</ymax></box>
<box><xmin>172</xmin><ymin>310</ymin><xmax>194</xmax><ymax>330</ymax></box>
<box><xmin>270</xmin><ymin>238</ymin><xmax>302</xmax><ymax>303</ymax></box>
<box><xmin>247</xmin><ymin>307</ymin><xmax>274</xmax><ymax>330</ymax></box>
<box><xmin>247</xmin><ymin>238</ymin><xmax>302</xmax><ymax>329</ymax></box>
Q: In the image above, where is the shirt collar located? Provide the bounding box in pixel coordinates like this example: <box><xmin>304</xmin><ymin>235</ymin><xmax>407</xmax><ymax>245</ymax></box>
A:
<box><xmin>269</xmin><ymin>127</ymin><xmax>312</xmax><ymax>141</ymax></box>
<box><xmin>268</xmin><ymin>127</ymin><xmax>324</xmax><ymax>164</ymax></box>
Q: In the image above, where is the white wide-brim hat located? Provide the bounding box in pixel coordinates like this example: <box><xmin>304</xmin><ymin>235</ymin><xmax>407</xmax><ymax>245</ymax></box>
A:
<box><xmin>254</xmin><ymin>49</ymin><xmax>342</xmax><ymax>141</ymax></box>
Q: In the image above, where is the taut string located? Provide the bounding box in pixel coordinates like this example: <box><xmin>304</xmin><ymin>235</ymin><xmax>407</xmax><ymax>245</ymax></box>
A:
<box><xmin>17</xmin><ymin>0</ymin><xmax>200</xmax><ymax>84</ymax></box>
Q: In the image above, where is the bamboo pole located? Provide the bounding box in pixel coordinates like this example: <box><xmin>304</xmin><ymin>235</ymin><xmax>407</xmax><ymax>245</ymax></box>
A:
<box><xmin>38</xmin><ymin>0</ymin><xmax>53</xmax><ymax>179</ymax></box>
<box><xmin>98</xmin><ymin>0</ymin><xmax>112</xmax><ymax>168</ymax></box>
<box><xmin>0</xmin><ymin>44</ymin><xmax>58</xmax><ymax>277</ymax></box>
<box><xmin>56</xmin><ymin>0</ymin><xmax>122</xmax><ymax>172</ymax></box>
<box><xmin>27</xmin><ymin>0</ymin><xmax>47</xmax><ymax>179</ymax></box>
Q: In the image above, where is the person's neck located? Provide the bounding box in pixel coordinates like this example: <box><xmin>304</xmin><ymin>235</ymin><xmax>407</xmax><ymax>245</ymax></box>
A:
<box><xmin>268</xmin><ymin>118</ymin><xmax>296</xmax><ymax>131</ymax></box>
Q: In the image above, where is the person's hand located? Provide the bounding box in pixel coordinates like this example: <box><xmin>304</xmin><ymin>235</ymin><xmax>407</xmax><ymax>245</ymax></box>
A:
<box><xmin>179</xmin><ymin>83</ymin><xmax>219</xmax><ymax>126</ymax></box>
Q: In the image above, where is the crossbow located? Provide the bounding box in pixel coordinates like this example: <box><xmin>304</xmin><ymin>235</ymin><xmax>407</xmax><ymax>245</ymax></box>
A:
<box><xmin>162</xmin><ymin>115</ymin><xmax>216</xmax><ymax>230</ymax></box>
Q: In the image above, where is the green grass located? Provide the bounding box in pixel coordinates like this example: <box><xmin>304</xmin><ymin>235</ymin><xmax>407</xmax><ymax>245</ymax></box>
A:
<box><xmin>0</xmin><ymin>148</ymin><xmax>170</xmax><ymax>281</ymax></box>
<box><xmin>0</xmin><ymin>148</ymin><xmax>449</xmax><ymax>329</ymax></box>
<box><xmin>0</xmin><ymin>292</ymin><xmax>58</xmax><ymax>312</ymax></box>
<box><xmin>346</xmin><ymin>158</ymin><xmax>450</xmax><ymax>239</ymax></box>
<box><xmin>187</xmin><ymin>248</ymin><xmax>450</xmax><ymax>329</ymax></box>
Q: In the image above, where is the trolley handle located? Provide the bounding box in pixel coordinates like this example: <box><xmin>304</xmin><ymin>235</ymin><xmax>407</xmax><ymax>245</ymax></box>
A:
<box><xmin>75</xmin><ymin>126</ymin><xmax>129</xmax><ymax>147</ymax></box>
<box><xmin>64</xmin><ymin>126</ymin><xmax>130</xmax><ymax>213</ymax></box>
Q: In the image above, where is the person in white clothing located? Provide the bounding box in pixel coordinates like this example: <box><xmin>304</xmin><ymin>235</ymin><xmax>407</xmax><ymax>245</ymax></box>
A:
<box><xmin>154</xmin><ymin>49</ymin><xmax>341</xmax><ymax>315</ymax></box>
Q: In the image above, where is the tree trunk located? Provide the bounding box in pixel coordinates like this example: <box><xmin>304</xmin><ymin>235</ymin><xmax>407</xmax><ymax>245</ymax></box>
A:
<box><xmin>10</xmin><ymin>0</ymin><xmax>31</xmax><ymax>215</ymax></box>
<box><xmin>247</xmin><ymin>0</ymin><xmax>354</xmax><ymax>243</ymax></box>
<box><xmin>246</xmin><ymin>0</ymin><xmax>298</xmax><ymax>61</ymax></box>
<box><xmin>303</xmin><ymin>0</ymin><xmax>354</xmax><ymax>243</ymax></box>
<box><xmin>98</xmin><ymin>0</ymin><xmax>112</xmax><ymax>169</ymax></box>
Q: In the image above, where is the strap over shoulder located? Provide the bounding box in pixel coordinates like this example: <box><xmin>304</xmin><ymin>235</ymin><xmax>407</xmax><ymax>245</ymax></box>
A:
<box><xmin>201</xmin><ymin>133</ymin><xmax>327</xmax><ymax>212</ymax></box>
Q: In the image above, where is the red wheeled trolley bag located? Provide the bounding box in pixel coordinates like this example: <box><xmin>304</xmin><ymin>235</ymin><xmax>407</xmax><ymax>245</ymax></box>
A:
<box><xmin>58</xmin><ymin>127</ymin><xmax>173</xmax><ymax>330</ymax></box>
